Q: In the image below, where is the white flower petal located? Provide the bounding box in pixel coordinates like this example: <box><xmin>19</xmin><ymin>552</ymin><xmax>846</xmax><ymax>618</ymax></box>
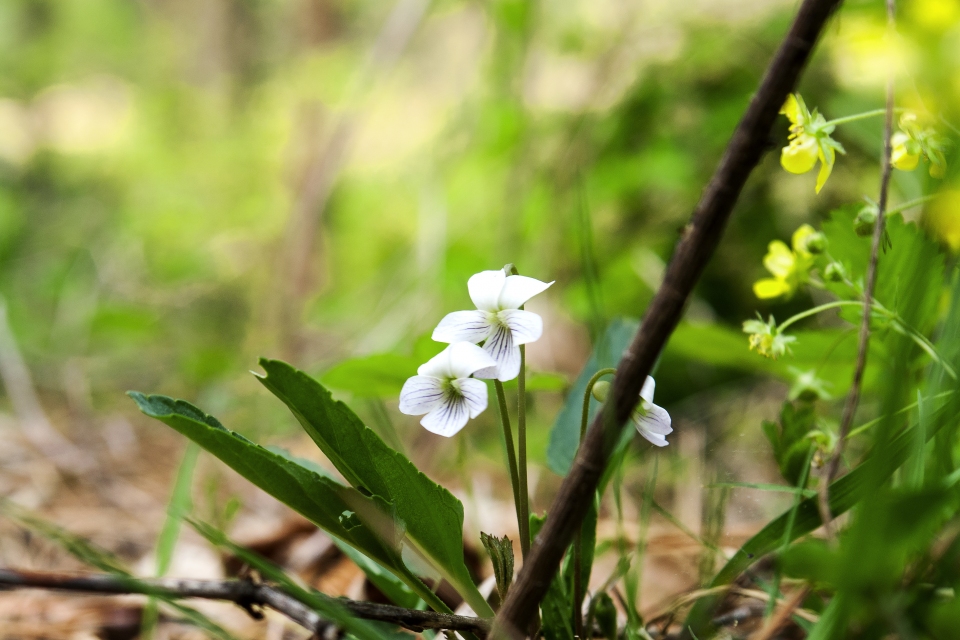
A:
<box><xmin>456</xmin><ymin>378</ymin><xmax>488</xmax><ymax>418</ymax></box>
<box><xmin>480</xmin><ymin>324</ymin><xmax>521</xmax><ymax>381</ymax></box>
<box><xmin>421</xmin><ymin>396</ymin><xmax>470</xmax><ymax>437</ymax></box>
<box><xmin>640</xmin><ymin>376</ymin><xmax>656</xmax><ymax>404</ymax></box>
<box><xmin>498</xmin><ymin>275</ymin><xmax>553</xmax><ymax>310</ymax></box>
<box><xmin>398</xmin><ymin>376</ymin><xmax>445</xmax><ymax>415</ymax></box>
<box><xmin>446</xmin><ymin>342</ymin><xmax>498</xmax><ymax>379</ymax></box>
<box><xmin>639</xmin><ymin>430</ymin><xmax>669</xmax><ymax>447</ymax></box>
<box><xmin>634</xmin><ymin>403</ymin><xmax>672</xmax><ymax>447</ymax></box>
<box><xmin>432</xmin><ymin>310</ymin><xmax>493</xmax><ymax>344</ymax></box>
<box><xmin>417</xmin><ymin>345</ymin><xmax>455</xmax><ymax>379</ymax></box>
<box><xmin>468</xmin><ymin>270</ymin><xmax>507</xmax><ymax>312</ymax></box>
<box><xmin>498</xmin><ymin>309</ymin><xmax>543</xmax><ymax>345</ymax></box>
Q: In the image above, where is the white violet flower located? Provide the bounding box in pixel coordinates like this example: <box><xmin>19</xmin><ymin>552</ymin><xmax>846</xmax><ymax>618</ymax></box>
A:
<box><xmin>633</xmin><ymin>376</ymin><xmax>672</xmax><ymax>447</ymax></box>
<box><xmin>432</xmin><ymin>269</ymin><xmax>553</xmax><ymax>381</ymax></box>
<box><xmin>398</xmin><ymin>342</ymin><xmax>496</xmax><ymax>437</ymax></box>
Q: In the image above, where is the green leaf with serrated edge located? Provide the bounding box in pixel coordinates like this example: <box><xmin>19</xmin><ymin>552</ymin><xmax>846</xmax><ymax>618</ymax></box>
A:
<box><xmin>254</xmin><ymin>359</ymin><xmax>493</xmax><ymax>617</ymax></box>
<box><xmin>127</xmin><ymin>392</ymin><xmax>450</xmax><ymax>615</ymax></box>
<box><xmin>190</xmin><ymin>519</ymin><xmax>390</xmax><ymax>640</ymax></box>
<box><xmin>548</xmin><ymin>318</ymin><xmax>638</xmax><ymax>476</ymax></box>
<box><xmin>531</xmin><ymin>513</ymin><xmax>574</xmax><ymax>640</ymax></box>
<box><xmin>682</xmin><ymin>405</ymin><xmax>957</xmax><ymax>639</ymax></box>
<box><xmin>0</xmin><ymin>500</ymin><xmax>239</xmax><ymax>640</ymax></box>
<box><xmin>480</xmin><ymin>532</ymin><xmax>514</xmax><ymax>601</ymax></box>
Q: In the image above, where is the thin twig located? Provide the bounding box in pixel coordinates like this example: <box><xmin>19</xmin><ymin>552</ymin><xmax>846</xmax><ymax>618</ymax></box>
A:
<box><xmin>819</xmin><ymin>0</ymin><xmax>897</xmax><ymax>538</ymax></box>
<box><xmin>490</xmin><ymin>0</ymin><xmax>843</xmax><ymax>637</ymax></box>
<box><xmin>748</xmin><ymin>585</ymin><xmax>811</xmax><ymax>640</ymax></box>
<box><xmin>0</xmin><ymin>568</ymin><xmax>491</xmax><ymax>635</ymax></box>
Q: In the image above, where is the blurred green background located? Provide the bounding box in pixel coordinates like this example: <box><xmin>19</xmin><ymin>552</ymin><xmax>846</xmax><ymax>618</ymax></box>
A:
<box><xmin>0</xmin><ymin>0</ymin><xmax>957</xmax><ymax>475</ymax></box>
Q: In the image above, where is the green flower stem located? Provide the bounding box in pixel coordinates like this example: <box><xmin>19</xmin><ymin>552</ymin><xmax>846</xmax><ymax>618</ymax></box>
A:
<box><xmin>823</xmin><ymin>108</ymin><xmax>904</xmax><ymax>128</ymax></box>
<box><xmin>777</xmin><ymin>299</ymin><xmax>958</xmax><ymax>381</ymax></box>
<box><xmin>518</xmin><ymin>346</ymin><xmax>530</xmax><ymax>559</ymax></box>
<box><xmin>573</xmin><ymin>367</ymin><xmax>617</xmax><ymax>637</ymax></box>
<box><xmin>494</xmin><ymin>380</ymin><xmax>524</xmax><ymax>555</ymax></box>
<box><xmin>886</xmin><ymin>194</ymin><xmax>937</xmax><ymax>216</ymax></box>
<box><xmin>776</xmin><ymin>300</ymin><xmax>863</xmax><ymax>332</ymax></box>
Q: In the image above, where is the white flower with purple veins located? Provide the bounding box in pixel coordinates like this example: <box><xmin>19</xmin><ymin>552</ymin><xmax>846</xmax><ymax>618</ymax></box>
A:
<box><xmin>398</xmin><ymin>342</ymin><xmax>496</xmax><ymax>437</ymax></box>
<box><xmin>633</xmin><ymin>376</ymin><xmax>672</xmax><ymax>447</ymax></box>
<box><xmin>432</xmin><ymin>270</ymin><xmax>553</xmax><ymax>382</ymax></box>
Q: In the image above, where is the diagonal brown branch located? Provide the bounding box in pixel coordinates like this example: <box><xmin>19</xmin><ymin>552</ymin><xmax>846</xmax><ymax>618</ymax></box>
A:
<box><xmin>0</xmin><ymin>568</ymin><xmax>491</xmax><ymax>635</ymax></box>
<box><xmin>818</xmin><ymin>0</ymin><xmax>897</xmax><ymax>538</ymax></box>
<box><xmin>490</xmin><ymin>0</ymin><xmax>844</xmax><ymax>637</ymax></box>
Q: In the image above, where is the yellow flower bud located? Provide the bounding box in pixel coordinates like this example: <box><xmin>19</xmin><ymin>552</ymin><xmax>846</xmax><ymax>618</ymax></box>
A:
<box><xmin>891</xmin><ymin>132</ymin><xmax>920</xmax><ymax>171</ymax></box>
<box><xmin>781</xmin><ymin>135</ymin><xmax>819</xmax><ymax>174</ymax></box>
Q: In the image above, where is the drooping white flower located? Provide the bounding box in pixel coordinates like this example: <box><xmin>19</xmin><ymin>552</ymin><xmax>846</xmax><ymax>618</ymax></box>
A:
<box><xmin>633</xmin><ymin>376</ymin><xmax>672</xmax><ymax>447</ymax></box>
<box><xmin>432</xmin><ymin>269</ymin><xmax>553</xmax><ymax>381</ymax></box>
<box><xmin>399</xmin><ymin>342</ymin><xmax>496</xmax><ymax>437</ymax></box>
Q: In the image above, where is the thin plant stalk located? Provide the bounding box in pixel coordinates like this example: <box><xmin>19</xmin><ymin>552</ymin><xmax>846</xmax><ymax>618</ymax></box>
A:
<box><xmin>518</xmin><ymin>345</ymin><xmax>531</xmax><ymax>558</ymax></box>
<box><xmin>495</xmin><ymin>380</ymin><xmax>524</xmax><ymax>548</ymax></box>
<box><xmin>819</xmin><ymin>0</ymin><xmax>898</xmax><ymax>539</ymax></box>
<box><xmin>573</xmin><ymin>368</ymin><xmax>616</xmax><ymax>636</ymax></box>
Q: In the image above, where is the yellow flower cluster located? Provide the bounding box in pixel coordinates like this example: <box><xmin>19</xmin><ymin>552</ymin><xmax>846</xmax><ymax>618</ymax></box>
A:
<box><xmin>780</xmin><ymin>94</ymin><xmax>846</xmax><ymax>193</ymax></box>
<box><xmin>891</xmin><ymin>113</ymin><xmax>948</xmax><ymax>179</ymax></box>
<box><xmin>753</xmin><ymin>224</ymin><xmax>823</xmax><ymax>300</ymax></box>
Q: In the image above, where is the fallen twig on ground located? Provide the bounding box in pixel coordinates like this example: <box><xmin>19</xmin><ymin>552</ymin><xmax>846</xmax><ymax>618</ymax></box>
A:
<box><xmin>0</xmin><ymin>568</ymin><xmax>491</xmax><ymax>636</ymax></box>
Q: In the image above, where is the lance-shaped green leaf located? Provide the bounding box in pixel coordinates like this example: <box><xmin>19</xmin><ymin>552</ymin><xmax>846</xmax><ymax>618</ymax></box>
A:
<box><xmin>128</xmin><ymin>392</ymin><xmax>449</xmax><ymax>614</ymax></box>
<box><xmin>254</xmin><ymin>359</ymin><xmax>493</xmax><ymax>617</ymax></box>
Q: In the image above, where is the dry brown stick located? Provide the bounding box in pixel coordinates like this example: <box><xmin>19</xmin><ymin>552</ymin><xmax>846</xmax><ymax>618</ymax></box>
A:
<box><xmin>490</xmin><ymin>0</ymin><xmax>844</xmax><ymax>637</ymax></box>
<box><xmin>0</xmin><ymin>568</ymin><xmax>491</xmax><ymax>635</ymax></box>
<box><xmin>748</xmin><ymin>586</ymin><xmax>811</xmax><ymax>640</ymax></box>
<box><xmin>818</xmin><ymin>0</ymin><xmax>896</xmax><ymax>538</ymax></box>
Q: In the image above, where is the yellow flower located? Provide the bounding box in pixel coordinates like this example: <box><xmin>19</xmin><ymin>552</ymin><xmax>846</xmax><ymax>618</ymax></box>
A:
<box><xmin>895</xmin><ymin>113</ymin><xmax>949</xmax><ymax>179</ymax></box>
<box><xmin>779</xmin><ymin>94</ymin><xmax>845</xmax><ymax>194</ymax></box>
<box><xmin>891</xmin><ymin>131</ymin><xmax>920</xmax><ymax>171</ymax></box>
<box><xmin>752</xmin><ymin>225</ymin><xmax>821</xmax><ymax>300</ymax></box>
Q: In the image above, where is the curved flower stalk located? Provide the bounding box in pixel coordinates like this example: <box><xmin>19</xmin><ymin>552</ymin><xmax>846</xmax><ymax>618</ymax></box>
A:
<box><xmin>399</xmin><ymin>342</ymin><xmax>496</xmax><ymax>437</ymax></box>
<box><xmin>780</xmin><ymin>94</ymin><xmax>846</xmax><ymax>193</ymax></box>
<box><xmin>592</xmin><ymin>377</ymin><xmax>672</xmax><ymax>447</ymax></box>
<box><xmin>753</xmin><ymin>224</ymin><xmax>824</xmax><ymax>299</ymax></box>
<box><xmin>432</xmin><ymin>269</ymin><xmax>553</xmax><ymax>381</ymax></box>
<box><xmin>892</xmin><ymin>113</ymin><xmax>948</xmax><ymax>178</ymax></box>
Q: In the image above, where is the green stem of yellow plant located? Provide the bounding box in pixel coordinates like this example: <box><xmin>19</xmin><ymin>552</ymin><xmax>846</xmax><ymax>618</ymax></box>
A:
<box><xmin>823</xmin><ymin>108</ymin><xmax>904</xmax><ymax>128</ymax></box>
<box><xmin>776</xmin><ymin>300</ymin><xmax>958</xmax><ymax>381</ymax></box>
<box><xmin>572</xmin><ymin>367</ymin><xmax>616</xmax><ymax>637</ymax></box>
<box><xmin>776</xmin><ymin>300</ymin><xmax>863</xmax><ymax>332</ymax></box>
<box><xmin>886</xmin><ymin>194</ymin><xmax>937</xmax><ymax>216</ymax></box>
<box><xmin>494</xmin><ymin>380</ymin><xmax>523</xmax><ymax>544</ymax></box>
<box><xmin>518</xmin><ymin>345</ymin><xmax>530</xmax><ymax>559</ymax></box>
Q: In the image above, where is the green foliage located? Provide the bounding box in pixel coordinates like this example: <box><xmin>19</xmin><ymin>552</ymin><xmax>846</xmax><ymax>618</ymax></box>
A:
<box><xmin>321</xmin><ymin>354</ymin><xmax>420</xmax><ymax>398</ymax></box>
<box><xmin>530</xmin><ymin>514</ymin><xmax>574</xmax><ymax>640</ymax></box>
<box><xmin>0</xmin><ymin>501</ymin><xmax>239</xmax><ymax>640</ymax></box>
<box><xmin>254</xmin><ymin>359</ymin><xmax>492</xmax><ymax>617</ymax></box>
<box><xmin>480</xmin><ymin>532</ymin><xmax>514</xmax><ymax>602</ymax></box>
<box><xmin>762</xmin><ymin>401</ymin><xmax>817</xmax><ymax>486</ymax></box>
<box><xmin>190</xmin><ymin>520</ymin><xmax>392</xmax><ymax>640</ymax></box>
<box><xmin>547</xmin><ymin>318</ymin><xmax>638</xmax><ymax>475</ymax></box>
<box><xmin>128</xmin><ymin>391</ymin><xmax>452</xmax><ymax>615</ymax></box>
